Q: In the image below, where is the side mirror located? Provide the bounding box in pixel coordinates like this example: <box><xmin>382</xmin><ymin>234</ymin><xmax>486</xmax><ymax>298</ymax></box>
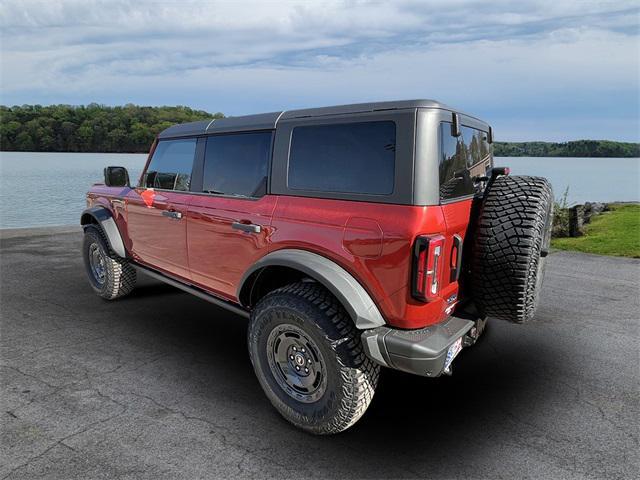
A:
<box><xmin>104</xmin><ymin>166</ymin><xmax>130</xmax><ymax>187</ymax></box>
<box><xmin>451</xmin><ymin>112</ymin><xmax>461</xmax><ymax>137</ymax></box>
<box><xmin>487</xmin><ymin>126</ymin><xmax>494</xmax><ymax>144</ymax></box>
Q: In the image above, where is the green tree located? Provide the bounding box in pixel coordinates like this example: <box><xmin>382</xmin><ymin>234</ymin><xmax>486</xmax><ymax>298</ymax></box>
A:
<box><xmin>14</xmin><ymin>131</ymin><xmax>34</xmax><ymax>151</ymax></box>
<box><xmin>0</xmin><ymin>104</ymin><xmax>222</xmax><ymax>153</ymax></box>
<box><xmin>494</xmin><ymin>140</ymin><xmax>640</xmax><ymax>157</ymax></box>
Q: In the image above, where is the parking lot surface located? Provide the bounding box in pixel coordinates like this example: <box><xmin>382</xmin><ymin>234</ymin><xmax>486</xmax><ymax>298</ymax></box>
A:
<box><xmin>1</xmin><ymin>229</ymin><xmax>638</xmax><ymax>479</ymax></box>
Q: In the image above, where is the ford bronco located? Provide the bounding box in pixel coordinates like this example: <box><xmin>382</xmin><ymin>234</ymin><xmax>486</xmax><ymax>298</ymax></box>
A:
<box><xmin>81</xmin><ymin>100</ymin><xmax>553</xmax><ymax>434</ymax></box>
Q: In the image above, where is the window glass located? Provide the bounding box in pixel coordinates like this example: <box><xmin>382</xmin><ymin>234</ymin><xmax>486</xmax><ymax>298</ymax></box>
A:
<box><xmin>203</xmin><ymin>132</ymin><xmax>272</xmax><ymax>197</ymax></box>
<box><xmin>439</xmin><ymin>123</ymin><xmax>493</xmax><ymax>200</ymax></box>
<box><xmin>143</xmin><ymin>139</ymin><xmax>196</xmax><ymax>191</ymax></box>
<box><xmin>288</xmin><ymin>121</ymin><xmax>395</xmax><ymax>195</ymax></box>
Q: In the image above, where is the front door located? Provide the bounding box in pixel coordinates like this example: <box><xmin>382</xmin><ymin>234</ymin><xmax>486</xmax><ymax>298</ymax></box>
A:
<box><xmin>126</xmin><ymin>138</ymin><xmax>199</xmax><ymax>280</ymax></box>
<box><xmin>187</xmin><ymin>131</ymin><xmax>275</xmax><ymax>300</ymax></box>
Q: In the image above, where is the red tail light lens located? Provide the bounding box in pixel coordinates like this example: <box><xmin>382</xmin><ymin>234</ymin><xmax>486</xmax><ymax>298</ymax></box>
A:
<box><xmin>412</xmin><ymin>235</ymin><xmax>446</xmax><ymax>302</ymax></box>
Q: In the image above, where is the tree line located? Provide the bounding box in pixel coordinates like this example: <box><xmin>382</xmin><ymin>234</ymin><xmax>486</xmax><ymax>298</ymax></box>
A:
<box><xmin>493</xmin><ymin>140</ymin><xmax>639</xmax><ymax>158</ymax></box>
<box><xmin>0</xmin><ymin>104</ymin><xmax>222</xmax><ymax>153</ymax></box>
<box><xmin>1</xmin><ymin>104</ymin><xmax>638</xmax><ymax>157</ymax></box>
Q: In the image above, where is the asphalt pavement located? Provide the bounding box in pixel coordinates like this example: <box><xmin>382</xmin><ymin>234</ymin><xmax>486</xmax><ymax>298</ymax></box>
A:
<box><xmin>1</xmin><ymin>228</ymin><xmax>638</xmax><ymax>479</ymax></box>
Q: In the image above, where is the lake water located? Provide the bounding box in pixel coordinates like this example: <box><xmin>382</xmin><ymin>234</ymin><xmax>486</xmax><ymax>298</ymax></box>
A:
<box><xmin>0</xmin><ymin>152</ymin><xmax>147</xmax><ymax>229</ymax></box>
<box><xmin>0</xmin><ymin>152</ymin><xmax>638</xmax><ymax>229</ymax></box>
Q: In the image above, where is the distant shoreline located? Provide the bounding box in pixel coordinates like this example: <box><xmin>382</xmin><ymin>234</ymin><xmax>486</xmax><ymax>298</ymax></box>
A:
<box><xmin>2</xmin><ymin>151</ymin><xmax>639</xmax><ymax>158</ymax></box>
<box><xmin>2</xmin><ymin>104</ymin><xmax>638</xmax><ymax>158</ymax></box>
<box><xmin>493</xmin><ymin>140</ymin><xmax>639</xmax><ymax>158</ymax></box>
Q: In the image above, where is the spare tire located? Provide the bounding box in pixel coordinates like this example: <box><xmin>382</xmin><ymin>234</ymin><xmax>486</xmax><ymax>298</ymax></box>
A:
<box><xmin>470</xmin><ymin>175</ymin><xmax>553</xmax><ymax>323</ymax></box>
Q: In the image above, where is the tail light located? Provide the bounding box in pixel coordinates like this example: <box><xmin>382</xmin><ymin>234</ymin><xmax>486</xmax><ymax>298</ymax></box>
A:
<box><xmin>412</xmin><ymin>235</ymin><xmax>445</xmax><ymax>302</ymax></box>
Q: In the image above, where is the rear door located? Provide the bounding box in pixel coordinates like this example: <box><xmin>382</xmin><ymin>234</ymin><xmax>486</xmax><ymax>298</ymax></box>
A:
<box><xmin>438</xmin><ymin>119</ymin><xmax>493</xmax><ymax>293</ymax></box>
<box><xmin>187</xmin><ymin>131</ymin><xmax>276</xmax><ymax>300</ymax></box>
<box><xmin>126</xmin><ymin>138</ymin><xmax>200</xmax><ymax>280</ymax></box>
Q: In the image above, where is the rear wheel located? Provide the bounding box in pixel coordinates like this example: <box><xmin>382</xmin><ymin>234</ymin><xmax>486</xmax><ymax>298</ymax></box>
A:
<box><xmin>82</xmin><ymin>225</ymin><xmax>136</xmax><ymax>300</ymax></box>
<box><xmin>248</xmin><ymin>282</ymin><xmax>379</xmax><ymax>434</ymax></box>
<box><xmin>471</xmin><ymin>175</ymin><xmax>553</xmax><ymax>323</ymax></box>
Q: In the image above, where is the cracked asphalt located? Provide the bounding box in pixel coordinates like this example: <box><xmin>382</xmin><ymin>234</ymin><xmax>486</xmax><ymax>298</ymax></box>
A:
<box><xmin>1</xmin><ymin>228</ymin><xmax>638</xmax><ymax>479</ymax></box>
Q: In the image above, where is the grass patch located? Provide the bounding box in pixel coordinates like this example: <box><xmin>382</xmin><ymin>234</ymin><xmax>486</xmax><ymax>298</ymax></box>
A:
<box><xmin>551</xmin><ymin>204</ymin><xmax>640</xmax><ymax>258</ymax></box>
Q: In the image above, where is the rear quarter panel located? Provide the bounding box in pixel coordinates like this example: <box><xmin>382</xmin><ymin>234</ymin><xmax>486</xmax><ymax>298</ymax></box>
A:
<box><xmin>270</xmin><ymin>196</ymin><xmax>456</xmax><ymax>329</ymax></box>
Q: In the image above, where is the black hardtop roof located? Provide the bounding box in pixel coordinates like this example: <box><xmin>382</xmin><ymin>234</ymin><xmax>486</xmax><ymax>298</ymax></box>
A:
<box><xmin>157</xmin><ymin>99</ymin><xmax>472</xmax><ymax>139</ymax></box>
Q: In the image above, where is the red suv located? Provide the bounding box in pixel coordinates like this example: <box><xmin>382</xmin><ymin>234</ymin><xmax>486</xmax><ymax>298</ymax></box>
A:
<box><xmin>82</xmin><ymin>100</ymin><xmax>553</xmax><ymax>434</ymax></box>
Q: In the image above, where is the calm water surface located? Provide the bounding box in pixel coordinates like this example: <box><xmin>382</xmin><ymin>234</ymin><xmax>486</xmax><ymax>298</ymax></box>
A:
<box><xmin>0</xmin><ymin>152</ymin><xmax>638</xmax><ymax>228</ymax></box>
<box><xmin>0</xmin><ymin>152</ymin><xmax>147</xmax><ymax>229</ymax></box>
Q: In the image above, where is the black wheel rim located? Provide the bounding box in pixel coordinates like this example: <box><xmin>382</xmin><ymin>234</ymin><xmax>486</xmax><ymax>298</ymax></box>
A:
<box><xmin>266</xmin><ymin>323</ymin><xmax>327</xmax><ymax>404</ymax></box>
<box><xmin>88</xmin><ymin>242</ymin><xmax>106</xmax><ymax>285</ymax></box>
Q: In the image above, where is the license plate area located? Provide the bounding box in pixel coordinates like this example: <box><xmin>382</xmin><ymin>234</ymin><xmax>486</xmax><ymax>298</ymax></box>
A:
<box><xmin>443</xmin><ymin>336</ymin><xmax>463</xmax><ymax>372</ymax></box>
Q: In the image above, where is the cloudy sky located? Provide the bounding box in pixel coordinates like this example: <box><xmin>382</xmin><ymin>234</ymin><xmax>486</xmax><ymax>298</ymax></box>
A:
<box><xmin>1</xmin><ymin>0</ymin><xmax>638</xmax><ymax>141</ymax></box>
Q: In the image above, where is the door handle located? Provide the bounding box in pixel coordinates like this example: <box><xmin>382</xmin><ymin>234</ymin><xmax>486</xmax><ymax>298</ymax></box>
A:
<box><xmin>162</xmin><ymin>210</ymin><xmax>183</xmax><ymax>220</ymax></box>
<box><xmin>232</xmin><ymin>222</ymin><xmax>261</xmax><ymax>234</ymax></box>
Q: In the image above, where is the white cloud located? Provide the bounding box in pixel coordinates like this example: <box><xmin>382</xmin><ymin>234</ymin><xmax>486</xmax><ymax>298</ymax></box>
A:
<box><xmin>0</xmin><ymin>0</ymin><xmax>638</xmax><ymax>140</ymax></box>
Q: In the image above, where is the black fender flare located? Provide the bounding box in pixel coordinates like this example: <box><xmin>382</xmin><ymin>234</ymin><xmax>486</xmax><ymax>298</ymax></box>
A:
<box><xmin>238</xmin><ymin>249</ymin><xmax>386</xmax><ymax>329</ymax></box>
<box><xmin>80</xmin><ymin>206</ymin><xmax>127</xmax><ymax>258</ymax></box>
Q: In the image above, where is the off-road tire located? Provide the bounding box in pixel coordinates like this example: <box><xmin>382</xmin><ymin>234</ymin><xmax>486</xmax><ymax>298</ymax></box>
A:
<box><xmin>248</xmin><ymin>282</ymin><xmax>380</xmax><ymax>434</ymax></box>
<box><xmin>471</xmin><ymin>175</ymin><xmax>553</xmax><ymax>323</ymax></box>
<box><xmin>82</xmin><ymin>225</ymin><xmax>136</xmax><ymax>300</ymax></box>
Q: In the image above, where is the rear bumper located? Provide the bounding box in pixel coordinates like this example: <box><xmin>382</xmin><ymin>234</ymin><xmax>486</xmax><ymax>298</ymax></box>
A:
<box><xmin>361</xmin><ymin>315</ymin><xmax>475</xmax><ymax>377</ymax></box>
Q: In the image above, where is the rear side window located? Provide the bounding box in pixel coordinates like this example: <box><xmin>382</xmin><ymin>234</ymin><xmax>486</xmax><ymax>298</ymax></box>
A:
<box><xmin>202</xmin><ymin>132</ymin><xmax>272</xmax><ymax>198</ymax></box>
<box><xmin>288</xmin><ymin>121</ymin><xmax>395</xmax><ymax>195</ymax></box>
<box><xmin>143</xmin><ymin>139</ymin><xmax>196</xmax><ymax>191</ymax></box>
<box><xmin>439</xmin><ymin>123</ymin><xmax>492</xmax><ymax>201</ymax></box>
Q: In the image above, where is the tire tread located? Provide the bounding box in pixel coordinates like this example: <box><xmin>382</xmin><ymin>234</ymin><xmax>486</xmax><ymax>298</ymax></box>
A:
<box><xmin>471</xmin><ymin>175</ymin><xmax>553</xmax><ymax>323</ymax></box>
<box><xmin>84</xmin><ymin>225</ymin><xmax>136</xmax><ymax>300</ymax></box>
<box><xmin>249</xmin><ymin>282</ymin><xmax>379</xmax><ymax>434</ymax></box>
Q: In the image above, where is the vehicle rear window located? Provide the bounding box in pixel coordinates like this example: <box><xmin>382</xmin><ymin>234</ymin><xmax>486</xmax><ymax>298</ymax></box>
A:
<box><xmin>202</xmin><ymin>132</ymin><xmax>272</xmax><ymax>198</ymax></box>
<box><xmin>143</xmin><ymin>139</ymin><xmax>196</xmax><ymax>191</ymax></box>
<box><xmin>288</xmin><ymin>121</ymin><xmax>395</xmax><ymax>195</ymax></box>
<box><xmin>439</xmin><ymin>123</ymin><xmax>492</xmax><ymax>201</ymax></box>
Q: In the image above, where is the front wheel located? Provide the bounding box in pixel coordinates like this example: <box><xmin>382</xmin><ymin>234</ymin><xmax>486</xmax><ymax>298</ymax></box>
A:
<box><xmin>248</xmin><ymin>282</ymin><xmax>379</xmax><ymax>434</ymax></box>
<box><xmin>82</xmin><ymin>225</ymin><xmax>136</xmax><ymax>300</ymax></box>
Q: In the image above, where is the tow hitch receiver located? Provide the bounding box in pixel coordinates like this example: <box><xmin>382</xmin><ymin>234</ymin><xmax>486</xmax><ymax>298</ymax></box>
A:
<box><xmin>361</xmin><ymin>315</ymin><xmax>474</xmax><ymax>377</ymax></box>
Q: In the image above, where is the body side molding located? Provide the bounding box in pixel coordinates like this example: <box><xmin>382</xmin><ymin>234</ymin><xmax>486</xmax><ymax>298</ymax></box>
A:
<box><xmin>238</xmin><ymin>249</ymin><xmax>386</xmax><ymax>329</ymax></box>
<box><xmin>80</xmin><ymin>206</ymin><xmax>127</xmax><ymax>258</ymax></box>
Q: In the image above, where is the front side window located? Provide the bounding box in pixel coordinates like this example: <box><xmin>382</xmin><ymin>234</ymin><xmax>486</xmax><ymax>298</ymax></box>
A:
<box><xmin>288</xmin><ymin>121</ymin><xmax>396</xmax><ymax>195</ymax></box>
<box><xmin>202</xmin><ymin>131</ymin><xmax>272</xmax><ymax>198</ymax></box>
<box><xmin>439</xmin><ymin>123</ymin><xmax>492</xmax><ymax>200</ymax></box>
<box><xmin>143</xmin><ymin>138</ymin><xmax>196</xmax><ymax>191</ymax></box>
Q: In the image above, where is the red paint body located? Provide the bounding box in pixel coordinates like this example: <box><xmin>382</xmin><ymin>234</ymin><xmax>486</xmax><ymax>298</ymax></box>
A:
<box><xmin>88</xmin><ymin>183</ymin><xmax>472</xmax><ymax>329</ymax></box>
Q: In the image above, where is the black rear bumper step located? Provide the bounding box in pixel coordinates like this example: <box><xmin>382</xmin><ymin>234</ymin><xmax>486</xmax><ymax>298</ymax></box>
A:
<box><xmin>361</xmin><ymin>315</ymin><xmax>474</xmax><ymax>377</ymax></box>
